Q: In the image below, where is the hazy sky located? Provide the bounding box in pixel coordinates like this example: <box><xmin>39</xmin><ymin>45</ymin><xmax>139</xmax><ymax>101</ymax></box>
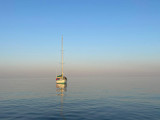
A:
<box><xmin>0</xmin><ymin>0</ymin><xmax>160</xmax><ymax>78</ymax></box>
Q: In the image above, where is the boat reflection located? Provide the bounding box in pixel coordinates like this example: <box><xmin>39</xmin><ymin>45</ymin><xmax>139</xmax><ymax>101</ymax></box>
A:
<box><xmin>56</xmin><ymin>83</ymin><xmax>67</xmax><ymax>120</ymax></box>
<box><xmin>56</xmin><ymin>84</ymin><xmax>67</xmax><ymax>95</ymax></box>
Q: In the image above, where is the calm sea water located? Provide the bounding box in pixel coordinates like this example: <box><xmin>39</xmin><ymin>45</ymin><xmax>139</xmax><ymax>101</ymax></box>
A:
<box><xmin>0</xmin><ymin>76</ymin><xmax>160</xmax><ymax>120</ymax></box>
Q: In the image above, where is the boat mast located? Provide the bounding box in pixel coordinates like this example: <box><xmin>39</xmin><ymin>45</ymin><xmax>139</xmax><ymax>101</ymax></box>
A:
<box><xmin>61</xmin><ymin>35</ymin><xmax>63</xmax><ymax>78</ymax></box>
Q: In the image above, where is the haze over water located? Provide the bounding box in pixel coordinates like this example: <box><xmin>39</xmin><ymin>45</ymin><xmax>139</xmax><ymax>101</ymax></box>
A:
<box><xmin>0</xmin><ymin>0</ymin><xmax>160</xmax><ymax>119</ymax></box>
<box><xmin>0</xmin><ymin>76</ymin><xmax>160</xmax><ymax>120</ymax></box>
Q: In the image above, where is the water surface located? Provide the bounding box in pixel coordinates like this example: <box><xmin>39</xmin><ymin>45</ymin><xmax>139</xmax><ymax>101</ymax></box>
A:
<box><xmin>0</xmin><ymin>76</ymin><xmax>160</xmax><ymax>120</ymax></box>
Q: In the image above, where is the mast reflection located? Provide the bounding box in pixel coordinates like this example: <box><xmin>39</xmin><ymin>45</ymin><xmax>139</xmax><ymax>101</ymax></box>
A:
<box><xmin>56</xmin><ymin>83</ymin><xmax>67</xmax><ymax>120</ymax></box>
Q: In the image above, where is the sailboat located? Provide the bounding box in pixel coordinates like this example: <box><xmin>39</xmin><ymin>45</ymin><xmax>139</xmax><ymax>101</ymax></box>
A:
<box><xmin>56</xmin><ymin>35</ymin><xmax>67</xmax><ymax>84</ymax></box>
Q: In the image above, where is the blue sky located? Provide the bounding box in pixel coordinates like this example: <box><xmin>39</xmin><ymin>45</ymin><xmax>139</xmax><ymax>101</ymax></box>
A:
<box><xmin>0</xmin><ymin>0</ymin><xmax>160</xmax><ymax>77</ymax></box>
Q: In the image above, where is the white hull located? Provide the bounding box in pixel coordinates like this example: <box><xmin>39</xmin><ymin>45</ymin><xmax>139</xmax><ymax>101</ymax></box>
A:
<box><xmin>56</xmin><ymin>79</ymin><xmax>67</xmax><ymax>84</ymax></box>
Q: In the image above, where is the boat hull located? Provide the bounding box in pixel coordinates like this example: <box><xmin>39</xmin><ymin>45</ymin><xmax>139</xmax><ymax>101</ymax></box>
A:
<box><xmin>56</xmin><ymin>79</ymin><xmax>67</xmax><ymax>84</ymax></box>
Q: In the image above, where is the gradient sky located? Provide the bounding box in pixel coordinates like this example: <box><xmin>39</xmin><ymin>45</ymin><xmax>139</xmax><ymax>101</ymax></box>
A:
<box><xmin>0</xmin><ymin>0</ymin><xmax>160</xmax><ymax>78</ymax></box>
